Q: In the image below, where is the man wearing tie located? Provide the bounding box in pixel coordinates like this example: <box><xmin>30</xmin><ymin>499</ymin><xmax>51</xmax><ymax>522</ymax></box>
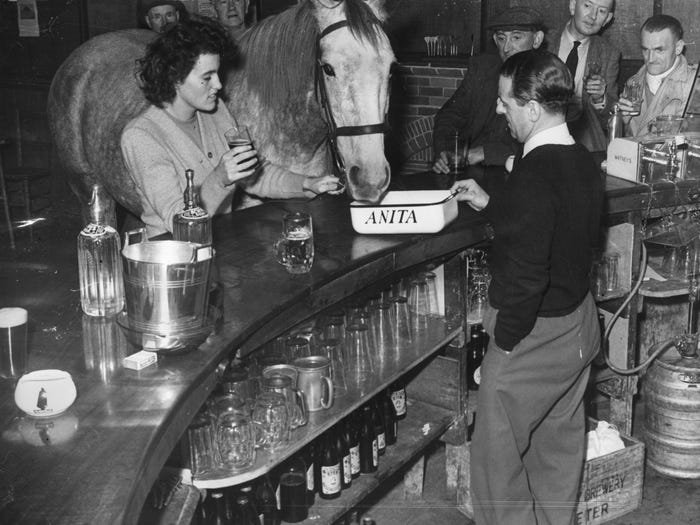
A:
<box><xmin>549</xmin><ymin>0</ymin><xmax>620</xmax><ymax>151</ymax></box>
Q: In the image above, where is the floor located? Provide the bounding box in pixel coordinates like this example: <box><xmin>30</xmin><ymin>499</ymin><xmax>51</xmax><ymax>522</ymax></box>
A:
<box><xmin>2</xmin><ymin>188</ymin><xmax>700</xmax><ymax>525</ymax></box>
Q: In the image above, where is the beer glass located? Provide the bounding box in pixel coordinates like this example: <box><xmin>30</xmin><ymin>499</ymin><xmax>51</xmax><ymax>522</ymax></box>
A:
<box><xmin>407</xmin><ymin>278</ymin><xmax>430</xmax><ymax>334</ymax></box>
<box><xmin>274</xmin><ymin>212</ymin><xmax>314</xmax><ymax>274</ymax></box>
<box><xmin>286</xmin><ymin>336</ymin><xmax>312</xmax><ymax>360</ymax></box>
<box><xmin>0</xmin><ymin>307</ymin><xmax>28</xmax><ymax>379</ymax></box>
<box><xmin>252</xmin><ymin>392</ymin><xmax>290</xmax><ymax>450</ymax></box>
<box><xmin>388</xmin><ymin>296</ymin><xmax>412</xmax><ymax>347</ymax></box>
<box><xmin>185</xmin><ymin>407</ymin><xmax>219</xmax><ymax>476</ymax></box>
<box><xmin>224</xmin><ymin>126</ymin><xmax>253</xmax><ymax>150</ymax></box>
<box><xmin>624</xmin><ymin>81</ymin><xmax>642</xmax><ymax>115</ymax></box>
<box><xmin>216</xmin><ymin>412</ymin><xmax>255</xmax><ymax>471</ymax></box>
<box><xmin>260</xmin><ymin>374</ymin><xmax>308</xmax><ymax>429</ymax></box>
<box><xmin>319</xmin><ymin>338</ymin><xmax>347</xmax><ymax>397</ymax></box>
<box><xmin>447</xmin><ymin>131</ymin><xmax>468</xmax><ymax>175</ymax></box>
<box><xmin>345</xmin><ymin>323</ymin><xmax>375</xmax><ymax>391</ymax></box>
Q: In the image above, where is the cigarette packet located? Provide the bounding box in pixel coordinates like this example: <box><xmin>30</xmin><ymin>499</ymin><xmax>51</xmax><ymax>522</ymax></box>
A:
<box><xmin>123</xmin><ymin>350</ymin><xmax>158</xmax><ymax>370</ymax></box>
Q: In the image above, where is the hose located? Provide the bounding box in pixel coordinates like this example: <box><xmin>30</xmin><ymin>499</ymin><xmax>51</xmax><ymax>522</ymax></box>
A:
<box><xmin>602</xmin><ymin>242</ymin><xmax>678</xmax><ymax>375</ymax></box>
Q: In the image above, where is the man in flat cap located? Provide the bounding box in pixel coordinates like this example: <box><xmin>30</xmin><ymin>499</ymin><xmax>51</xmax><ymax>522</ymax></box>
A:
<box><xmin>212</xmin><ymin>0</ymin><xmax>253</xmax><ymax>42</ymax></box>
<box><xmin>432</xmin><ymin>6</ymin><xmax>545</xmax><ymax>172</ymax></box>
<box><xmin>549</xmin><ymin>0</ymin><xmax>620</xmax><ymax>150</ymax></box>
<box><xmin>139</xmin><ymin>0</ymin><xmax>183</xmax><ymax>33</ymax></box>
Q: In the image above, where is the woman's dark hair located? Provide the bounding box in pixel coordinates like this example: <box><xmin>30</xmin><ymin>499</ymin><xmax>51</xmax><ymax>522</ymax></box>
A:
<box><xmin>138</xmin><ymin>16</ymin><xmax>234</xmax><ymax>107</ymax></box>
<box><xmin>500</xmin><ymin>50</ymin><xmax>573</xmax><ymax>115</ymax></box>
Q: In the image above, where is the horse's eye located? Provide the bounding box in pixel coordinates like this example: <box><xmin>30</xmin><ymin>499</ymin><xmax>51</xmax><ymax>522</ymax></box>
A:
<box><xmin>322</xmin><ymin>63</ymin><xmax>336</xmax><ymax>77</ymax></box>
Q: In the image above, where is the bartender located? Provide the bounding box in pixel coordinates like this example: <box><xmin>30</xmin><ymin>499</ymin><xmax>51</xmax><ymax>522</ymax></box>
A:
<box><xmin>451</xmin><ymin>50</ymin><xmax>603</xmax><ymax>524</ymax></box>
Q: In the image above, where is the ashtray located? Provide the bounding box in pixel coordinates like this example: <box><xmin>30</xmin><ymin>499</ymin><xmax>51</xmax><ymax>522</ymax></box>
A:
<box><xmin>116</xmin><ymin>307</ymin><xmax>220</xmax><ymax>353</ymax></box>
<box><xmin>14</xmin><ymin>370</ymin><xmax>77</xmax><ymax>418</ymax></box>
<box><xmin>349</xmin><ymin>190</ymin><xmax>458</xmax><ymax>234</ymax></box>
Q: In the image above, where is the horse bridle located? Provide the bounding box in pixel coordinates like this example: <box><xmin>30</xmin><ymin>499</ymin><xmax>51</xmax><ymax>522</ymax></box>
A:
<box><xmin>315</xmin><ymin>20</ymin><xmax>390</xmax><ymax>181</ymax></box>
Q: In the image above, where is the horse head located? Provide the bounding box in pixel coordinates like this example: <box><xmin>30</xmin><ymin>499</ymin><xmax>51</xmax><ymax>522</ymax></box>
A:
<box><xmin>230</xmin><ymin>0</ymin><xmax>395</xmax><ymax>204</ymax></box>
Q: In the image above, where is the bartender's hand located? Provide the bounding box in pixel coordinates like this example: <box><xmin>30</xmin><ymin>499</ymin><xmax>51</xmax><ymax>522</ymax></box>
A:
<box><xmin>303</xmin><ymin>175</ymin><xmax>344</xmax><ymax>195</ymax></box>
<box><xmin>584</xmin><ymin>74</ymin><xmax>606</xmax><ymax>104</ymax></box>
<box><xmin>218</xmin><ymin>143</ymin><xmax>259</xmax><ymax>185</ymax></box>
<box><xmin>450</xmin><ymin>178</ymin><xmax>489</xmax><ymax>211</ymax></box>
<box><xmin>432</xmin><ymin>151</ymin><xmax>450</xmax><ymax>174</ymax></box>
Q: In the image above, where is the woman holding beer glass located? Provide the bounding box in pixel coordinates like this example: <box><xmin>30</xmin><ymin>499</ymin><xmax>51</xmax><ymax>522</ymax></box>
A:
<box><xmin>121</xmin><ymin>17</ymin><xmax>340</xmax><ymax>238</ymax></box>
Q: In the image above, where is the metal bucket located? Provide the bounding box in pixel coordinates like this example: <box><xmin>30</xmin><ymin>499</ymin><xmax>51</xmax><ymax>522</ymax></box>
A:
<box><xmin>643</xmin><ymin>345</ymin><xmax>700</xmax><ymax>478</ymax></box>
<box><xmin>122</xmin><ymin>229</ymin><xmax>212</xmax><ymax>334</ymax></box>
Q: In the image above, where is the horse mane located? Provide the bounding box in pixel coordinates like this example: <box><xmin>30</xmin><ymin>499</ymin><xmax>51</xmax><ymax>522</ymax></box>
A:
<box><xmin>239</xmin><ymin>0</ymin><xmax>386</xmax><ymax>112</ymax></box>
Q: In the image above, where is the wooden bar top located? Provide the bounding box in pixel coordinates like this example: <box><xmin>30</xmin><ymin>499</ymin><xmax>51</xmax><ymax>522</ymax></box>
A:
<box><xmin>3</xmin><ymin>168</ymin><xmax>700</xmax><ymax>523</ymax></box>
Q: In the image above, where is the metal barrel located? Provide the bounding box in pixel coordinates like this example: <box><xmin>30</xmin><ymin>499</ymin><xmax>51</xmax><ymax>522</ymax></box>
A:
<box><xmin>122</xmin><ymin>231</ymin><xmax>212</xmax><ymax>334</ymax></box>
<box><xmin>643</xmin><ymin>345</ymin><xmax>700</xmax><ymax>478</ymax></box>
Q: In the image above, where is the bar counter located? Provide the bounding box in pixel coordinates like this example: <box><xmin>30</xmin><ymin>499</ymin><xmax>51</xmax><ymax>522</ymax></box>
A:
<box><xmin>0</xmin><ymin>168</ymin><xmax>697</xmax><ymax>523</ymax></box>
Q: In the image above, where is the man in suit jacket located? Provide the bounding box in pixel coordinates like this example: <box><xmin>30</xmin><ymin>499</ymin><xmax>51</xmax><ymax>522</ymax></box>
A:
<box><xmin>549</xmin><ymin>0</ymin><xmax>621</xmax><ymax>151</ymax></box>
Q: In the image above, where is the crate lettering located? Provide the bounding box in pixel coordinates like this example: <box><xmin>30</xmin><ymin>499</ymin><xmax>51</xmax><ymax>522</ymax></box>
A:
<box><xmin>575</xmin><ymin>503</ymin><xmax>609</xmax><ymax>524</ymax></box>
<box><xmin>364</xmin><ymin>209</ymin><xmax>418</xmax><ymax>225</ymax></box>
<box><xmin>583</xmin><ymin>473</ymin><xmax>626</xmax><ymax>501</ymax></box>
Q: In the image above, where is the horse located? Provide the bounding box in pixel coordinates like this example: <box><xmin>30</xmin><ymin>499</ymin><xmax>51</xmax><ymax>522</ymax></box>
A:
<box><xmin>47</xmin><ymin>0</ymin><xmax>395</xmax><ymax>224</ymax></box>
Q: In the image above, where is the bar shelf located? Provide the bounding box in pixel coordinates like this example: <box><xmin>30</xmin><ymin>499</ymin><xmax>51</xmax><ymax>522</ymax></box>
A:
<box><xmin>191</xmin><ymin>319</ymin><xmax>461</xmax><ymax>490</ymax></box>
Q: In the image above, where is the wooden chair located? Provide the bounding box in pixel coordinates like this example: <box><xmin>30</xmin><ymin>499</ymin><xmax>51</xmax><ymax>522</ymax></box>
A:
<box><xmin>0</xmin><ymin>108</ymin><xmax>52</xmax><ymax>245</ymax></box>
<box><xmin>395</xmin><ymin>115</ymin><xmax>435</xmax><ymax>175</ymax></box>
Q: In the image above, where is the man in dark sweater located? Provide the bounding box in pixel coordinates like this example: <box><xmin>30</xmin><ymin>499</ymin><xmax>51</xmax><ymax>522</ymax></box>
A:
<box><xmin>451</xmin><ymin>50</ymin><xmax>603</xmax><ymax>524</ymax></box>
<box><xmin>432</xmin><ymin>7</ymin><xmax>545</xmax><ymax>171</ymax></box>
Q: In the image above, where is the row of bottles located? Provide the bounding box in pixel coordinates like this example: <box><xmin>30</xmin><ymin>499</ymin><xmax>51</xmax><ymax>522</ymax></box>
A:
<box><xmin>78</xmin><ymin>171</ymin><xmax>210</xmax><ymax>317</ymax></box>
<box><xmin>193</xmin><ymin>385</ymin><xmax>403</xmax><ymax>524</ymax></box>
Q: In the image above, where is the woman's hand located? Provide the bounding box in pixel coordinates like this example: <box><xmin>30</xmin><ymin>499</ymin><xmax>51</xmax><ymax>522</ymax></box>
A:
<box><xmin>303</xmin><ymin>175</ymin><xmax>344</xmax><ymax>195</ymax></box>
<box><xmin>218</xmin><ymin>143</ymin><xmax>259</xmax><ymax>185</ymax></box>
<box><xmin>450</xmin><ymin>178</ymin><xmax>489</xmax><ymax>211</ymax></box>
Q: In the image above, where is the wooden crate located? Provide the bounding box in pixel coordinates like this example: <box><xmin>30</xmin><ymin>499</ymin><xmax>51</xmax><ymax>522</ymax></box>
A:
<box><xmin>575</xmin><ymin>421</ymin><xmax>645</xmax><ymax>524</ymax></box>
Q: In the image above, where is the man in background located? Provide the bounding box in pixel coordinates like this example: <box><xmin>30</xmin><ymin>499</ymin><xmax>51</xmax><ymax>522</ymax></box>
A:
<box><xmin>212</xmin><ymin>0</ymin><xmax>252</xmax><ymax>42</ymax></box>
<box><xmin>618</xmin><ymin>14</ymin><xmax>697</xmax><ymax>137</ymax></box>
<box><xmin>432</xmin><ymin>7</ymin><xmax>545</xmax><ymax>172</ymax></box>
<box><xmin>139</xmin><ymin>0</ymin><xmax>184</xmax><ymax>33</ymax></box>
<box><xmin>549</xmin><ymin>0</ymin><xmax>620</xmax><ymax>151</ymax></box>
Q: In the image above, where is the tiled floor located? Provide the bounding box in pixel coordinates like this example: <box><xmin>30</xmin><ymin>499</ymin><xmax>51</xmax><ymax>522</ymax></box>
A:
<box><xmin>3</xmin><ymin>190</ymin><xmax>700</xmax><ymax>525</ymax></box>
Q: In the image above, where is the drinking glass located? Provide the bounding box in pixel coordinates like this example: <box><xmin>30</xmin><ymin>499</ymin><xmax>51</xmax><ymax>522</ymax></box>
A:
<box><xmin>286</xmin><ymin>336</ymin><xmax>312</xmax><ymax>360</ymax></box>
<box><xmin>344</xmin><ymin>323</ymin><xmax>375</xmax><ymax>390</ymax></box>
<box><xmin>371</xmin><ymin>301</ymin><xmax>395</xmax><ymax>371</ymax></box>
<box><xmin>224</xmin><ymin>126</ymin><xmax>253</xmax><ymax>149</ymax></box>
<box><xmin>407</xmin><ymin>277</ymin><xmax>430</xmax><ymax>334</ymax></box>
<box><xmin>211</xmin><ymin>392</ymin><xmax>249</xmax><ymax>421</ymax></box>
<box><xmin>323</xmin><ymin>317</ymin><xmax>346</xmax><ymax>346</ymax></box>
<box><xmin>0</xmin><ymin>307</ymin><xmax>28</xmax><ymax>379</ymax></box>
<box><xmin>447</xmin><ymin>131</ymin><xmax>469</xmax><ymax>175</ymax></box>
<box><xmin>624</xmin><ymin>81</ymin><xmax>642</xmax><ymax>115</ymax></box>
<box><xmin>602</xmin><ymin>252</ymin><xmax>621</xmax><ymax>293</ymax></box>
<box><xmin>252</xmin><ymin>392</ymin><xmax>290</xmax><ymax>450</ymax></box>
<box><xmin>216</xmin><ymin>413</ymin><xmax>256</xmax><ymax>471</ymax></box>
<box><xmin>319</xmin><ymin>338</ymin><xmax>348</xmax><ymax>397</ymax></box>
<box><xmin>585</xmin><ymin>60</ymin><xmax>602</xmax><ymax>81</ymax></box>
<box><xmin>185</xmin><ymin>407</ymin><xmax>219</xmax><ymax>476</ymax></box>
<box><xmin>260</xmin><ymin>374</ymin><xmax>308</xmax><ymax>429</ymax></box>
<box><xmin>422</xmin><ymin>271</ymin><xmax>440</xmax><ymax>316</ymax></box>
<box><xmin>274</xmin><ymin>212</ymin><xmax>314</xmax><ymax>274</ymax></box>
<box><xmin>388</xmin><ymin>296</ymin><xmax>412</xmax><ymax>347</ymax></box>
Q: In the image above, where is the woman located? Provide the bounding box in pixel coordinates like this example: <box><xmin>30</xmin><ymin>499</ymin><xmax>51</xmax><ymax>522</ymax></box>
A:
<box><xmin>121</xmin><ymin>17</ymin><xmax>340</xmax><ymax>237</ymax></box>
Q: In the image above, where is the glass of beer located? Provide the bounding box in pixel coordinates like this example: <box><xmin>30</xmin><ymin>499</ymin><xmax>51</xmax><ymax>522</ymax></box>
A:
<box><xmin>0</xmin><ymin>307</ymin><xmax>28</xmax><ymax>378</ymax></box>
<box><xmin>224</xmin><ymin>126</ymin><xmax>252</xmax><ymax>149</ymax></box>
<box><xmin>274</xmin><ymin>212</ymin><xmax>314</xmax><ymax>274</ymax></box>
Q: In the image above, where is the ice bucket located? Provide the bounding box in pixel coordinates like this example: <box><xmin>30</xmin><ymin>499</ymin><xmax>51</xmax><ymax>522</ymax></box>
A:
<box><xmin>122</xmin><ymin>229</ymin><xmax>213</xmax><ymax>334</ymax></box>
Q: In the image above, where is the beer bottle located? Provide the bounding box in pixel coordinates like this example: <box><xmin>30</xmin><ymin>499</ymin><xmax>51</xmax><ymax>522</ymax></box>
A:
<box><xmin>319</xmin><ymin>432</ymin><xmax>342</xmax><ymax>499</ymax></box>
<box><xmin>372</xmin><ymin>398</ymin><xmax>386</xmax><ymax>456</ymax></box>
<box><xmin>335</xmin><ymin>423</ymin><xmax>352</xmax><ymax>489</ymax></box>
<box><xmin>233</xmin><ymin>492</ymin><xmax>261</xmax><ymax>525</ymax></box>
<box><xmin>390</xmin><ymin>378</ymin><xmax>407</xmax><ymax>420</ymax></box>
<box><xmin>255</xmin><ymin>475</ymin><xmax>279</xmax><ymax>525</ymax></box>
<box><xmin>359</xmin><ymin>404</ymin><xmax>378</xmax><ymax>473</ymax></box>
<box><xmin>467</xmin><ymin>325</ymin><xmax>482</xmax><ymax>391</ymax></box>
<box><xmin>279</xmin><ymin>456</ymin><xmax>308</xmax><ymax>523</ymax></box>
<box><xmin>344</xmin><ymin>415</ymin><xmax>361</xmax><ymax>479</ymax></box>
<box><xmin>301</xmin><ymin>443</ymin><xmax>315</xmax><ymax>506</ymax></box>
<box><xmin>381</xmin><ymin>389</ymin><xmax>397</xmax><ymax>446</ymax></box>
<box><xmin>206</xmin><ymin>490</ymin><xmax>229</xmax><ymax>525</ymax></box>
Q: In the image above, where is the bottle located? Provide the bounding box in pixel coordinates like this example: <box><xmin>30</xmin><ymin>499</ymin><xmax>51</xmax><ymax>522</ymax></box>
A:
<box><xmin>381</xmin><ymin>389</ymin><xmax>397</xmax><ymax>446</ymax></box>
<box><xmin>77</xmin><ymin>184</ymin><xmax>125</xmax><ymax>316</ymax></box>
<box><xmin>390</xmin><ymin>378</ymin><xmax>407</xmax><ymax>421</ymax></box>
<box><xmin>335</xmin><ymin>423</ymin><xmax>352</xmax><ymax>490</ymax></box>
<box><xmin>206</xmin><ymin>490</ymin><xmax>229</xmax><ymax>525</ymax></box>
<box><xmin>467</xmin><ymin>325</ymin><xmax>483</xmax><ymax>391</ymax></box>
<box><xmin>172</xmin><ymin>168</ymin><xmax>212</xmax><ymax>245</ymax></box>
<box><xmin>361</xmin><ymin>517</ymin><xmax>376</xmax><ymax>525</ymax></box>
<box><xmin>301</xmin><ymin>443</ymin><xmax>316</xmax><ymax>506</ymax></box>
<box><xmin>319</xmin><ymin>432</ymin><xmax>342</xmax><ymax>499</ymax></box>
<box><xmin>359</xmin><ymin>404</ymin><xmax>378</xmax><ymax>473</ymax></box>
<box><xmin>233</xmin><ymin>492</ymin><xmax>261</xmax><ymax>525</ymax></box>
<box><xmin>607</xmin><ymin>103</ymin><xmax>624</xmax><ymax>146</ymax></box>
<box><xmin>256</xmin><ymin>475</ymin><xmax>279</xmax><ymax>525</ymax></box>
<box><xmin>344</xmin><ymin>416</ymin><xmax>361</xmax><ymax>479</ymax></box>
<box><xmin>279</xmin><ymin>456</ymin><xmax>308</xmax><ymax>523</ymax></box>
<box><xmin>372</xmin><ymin>398</ymin><xmax>386</xmax><ymax>456</ymax></box>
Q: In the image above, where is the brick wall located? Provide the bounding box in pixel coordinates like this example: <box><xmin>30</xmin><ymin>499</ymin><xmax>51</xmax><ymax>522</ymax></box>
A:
<box><xmin>388</xmin><ymin>63</ymin><xmax>467</xmax><ymax>171</ymax></box>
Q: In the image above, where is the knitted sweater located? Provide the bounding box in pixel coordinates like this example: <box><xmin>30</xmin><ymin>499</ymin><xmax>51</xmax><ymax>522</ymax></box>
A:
<box><xmin>121</xmin><ymin>102</ymin><xmax>311</xmax><ymax>237</ymax></box>
<box><xmin>483</xmin><ymin>144</ymin><xmax>603</xmax><ymax>351</ymax></box>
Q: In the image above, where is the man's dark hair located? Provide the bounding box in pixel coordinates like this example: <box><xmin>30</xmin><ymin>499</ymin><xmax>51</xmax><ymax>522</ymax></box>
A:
<box><xmin>500</xmin><ymin>50</ymin><xmax>573</xmax><ymax>115</ymax></box>
<box><xmin>641</xmin><ymin>14</ymin><xmax>683</xmax><ymax>41</ymax></box>
<box><xmin>138</xmin><ymin>17</ymin><xmax>234</xmax><ymax>107</ymax></box>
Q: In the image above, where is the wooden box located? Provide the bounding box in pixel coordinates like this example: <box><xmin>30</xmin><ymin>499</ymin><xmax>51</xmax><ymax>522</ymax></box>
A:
<box><xmin>575</xmin><ymin>421</ymin><xmax>645</xmax><ymax>524</ymax></box>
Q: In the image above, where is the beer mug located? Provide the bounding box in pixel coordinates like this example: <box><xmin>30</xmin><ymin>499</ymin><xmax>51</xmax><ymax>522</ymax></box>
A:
<box><xmin>274</xmin><ymin>212</ymin><xmax>314</xmax><ymax>274</ymax></box>
<box><xmin>216</xmin><ymin>412</ymin><xmax>255</xmax><ymax>471</ymax></box>
<box><xmin>293</xmin><ymin>356</ymin><xmax>334</xmax><ymax>411</ymax></box>
<box><xmin>251</xmin><ymin>392</ymin><xmax>290</xmax><ymax>450</ymax></box>
<box><xmin>260</xmin><ymin>374</ymin><xmax>308</xmax><ymax>428</ymax></box>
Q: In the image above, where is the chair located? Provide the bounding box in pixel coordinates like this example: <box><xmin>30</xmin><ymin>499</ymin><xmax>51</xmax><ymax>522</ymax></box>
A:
<box><xmin>0</xmin><ymin>108</ymin><xmax>52</xmax><ymax>246</ymax></box>
<box><xmin>395</xmin><ymin>115</ymin><xmax>435</xmax><ymax>175</ymax></box>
